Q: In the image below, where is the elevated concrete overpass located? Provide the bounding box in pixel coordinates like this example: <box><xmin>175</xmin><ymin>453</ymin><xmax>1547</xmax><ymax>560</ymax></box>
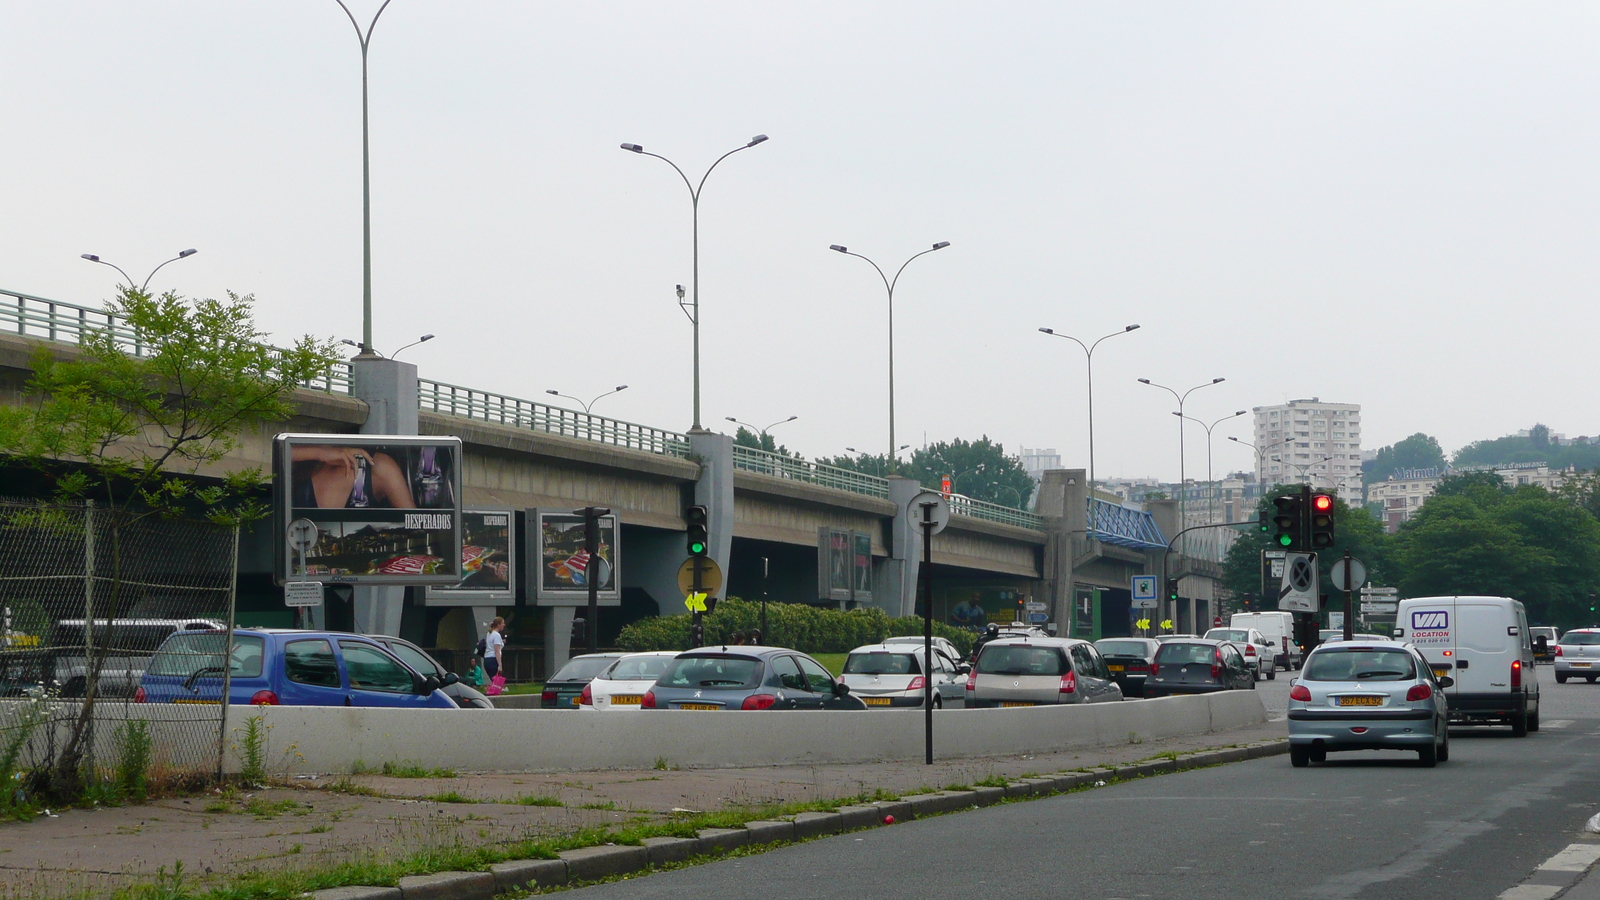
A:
<box><xmin>0</xmin><ymin>287</ymin><xmax>1227</xmax><ymax>673</ymax></box>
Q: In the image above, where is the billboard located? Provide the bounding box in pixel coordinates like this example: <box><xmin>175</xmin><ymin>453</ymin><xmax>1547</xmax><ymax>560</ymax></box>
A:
<box><xmin>424</xmin><ymin>510</ymin><xmax>517</xmax><ymax>604</ymax></box>
<box><xmin>817</xmin><ymin>528</ymin><xmax>873</xmax><ymax>605</ymax></box>
<box><xmin>273</xmin><ymin>434</ymin><xmax>463</xmax><ymax>585</ymax></box>
<box><xmin>531</xmin><ymin>509</ymin><xmax>620</xmax><ymax>605</ymax></box>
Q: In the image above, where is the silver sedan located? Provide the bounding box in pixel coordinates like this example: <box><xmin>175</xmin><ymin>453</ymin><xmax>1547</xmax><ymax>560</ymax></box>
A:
<box><xmin>1287</xmin><ymin>642</ymin><xmax>1451</xmax><ymax>767</ymax></box>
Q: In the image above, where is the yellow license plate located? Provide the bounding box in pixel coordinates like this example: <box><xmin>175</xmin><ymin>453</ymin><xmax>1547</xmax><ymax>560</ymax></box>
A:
<box><xmin>1107</xmin><ymin>664</ymin><xmax>1125</xmax><ymax>672</ymax></box>
<box><xmin>678</xmin><ymin>703</ymin><xmax>720</xmax><ymax>711</ymax></box>
<box><xmin>1431</xmin><ymin>666</ymin><xmax>1452</xmax><ymax>678</ymax></box>
<box><xmin>611</xmin><ymin>695</ymin><xmax>642</xmax><ymax>705</ymax></box>
<box><xmin>863</xmin><ymin>697</ymin><xmax>891</xmax><ymax>706</ymax></box>
<box><xmin>173</xmin><ymin>699</ymin><xmax>219</xmax><ymax>705</ymax></box>
<box><xmin>1000</xmin><ymin>701</ymin><xmax>1035</xmax><ymax>708</ymax></box>
<box><xmin>1338</xmin><ymin>696</ymin><xmax>1384</xmax><ymax>707</ymax></box>
<box><xmin>1572</xmin><ymin>663</ymin><xmax>1592</xmax><ymax>668</ymax></box>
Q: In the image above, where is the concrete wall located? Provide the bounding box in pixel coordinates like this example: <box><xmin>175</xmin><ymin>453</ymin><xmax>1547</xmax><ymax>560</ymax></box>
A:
<box><xmin>732</xmin><ymin>488</ymin><xmax>890</xmax><ymax>554</ymax></box>
<box><xmin>932</xmin><ymin>519</ymin><xmax>1043</xmax><ymax>578</ymax></box>
<box><xmin>203</xmin><ymin>691</ymin><xmax>1266</xmax><ymax>774</ymax></box>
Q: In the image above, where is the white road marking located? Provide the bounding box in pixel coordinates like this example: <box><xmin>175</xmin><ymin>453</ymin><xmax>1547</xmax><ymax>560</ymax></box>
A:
<box><xmin>1540</xmin><ymin>719</ymin><xmax>1574</xmax><ymax>729</ymax></box>
<box><xmin>1496</xmin><ymin>886</ymin><xmax>1559</xmax><ymax>900</ymax></box>
<box><xmin>1536</xmin><ymin>843</ymin><xmax>1600</xmax><ymax>872</ymax></box>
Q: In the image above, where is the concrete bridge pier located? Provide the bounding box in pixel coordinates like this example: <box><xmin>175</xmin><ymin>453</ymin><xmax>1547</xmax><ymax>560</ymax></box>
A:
<box><xmin>350</xmin><ymin>356</ymin><xmax>418</xmax><ymax>638</ymax></box>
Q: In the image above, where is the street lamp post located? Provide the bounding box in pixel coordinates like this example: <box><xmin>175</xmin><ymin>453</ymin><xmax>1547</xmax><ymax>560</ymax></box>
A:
<box><xmin>545</xmin><ymin>385</ymin><xmax>629</xmax><ymax>415</ymax></box>
<box><xmin>845</xmin><ymin>444</ymin><xmax>910</xmax><ymax>477</ymax></box>
<box><xmin>725</xmin><ymin>415</ymin><xmax>798</xmax><ymax>450</ymax></box>
<box><xmin>80</xmin><ymin>249</ymin><xmax>198</xmax><ymax>293</ymax></box>
<box><xmin>1273</xmin><ymin>455</ymin><xmax>1336</xmax><ymax>486</ymax></box>
<box><xmin>1036</xmin><ymin>324</ymin><xmax>1140</xmax><ymax>496</ymax></box>
<box><xmin>621</xmin><ymin>135</ymin><xmax>769</xmax><ymax>431</ymax></box>
<box><xmin>1173</xmin><ymin>410</ymin><xmax>1246</xmax><ymax>524</ymax></box>
<box><xmin>334</xmin><ymin>0</ymin><xmax>394</xmax><ymax>359</ymax></box>
<box><xmin>1228</xmin><ymin>435</ymin><xmax>1290</xmax><ymax>491</ymax></box>
<box><xmin>1137</xmin><ymin>377</ymin><xmax>1225</xmax><ymax>531</ymax></box>
<box><xmin>829</xmin><ymin>242</ymin><xmax>950</xmax><ymax>471</ymax></box>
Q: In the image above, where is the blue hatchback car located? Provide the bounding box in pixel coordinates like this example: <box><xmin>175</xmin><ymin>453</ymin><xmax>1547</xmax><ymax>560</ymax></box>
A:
<box><xmin>137</xmin><ymin>628</ymin><xmax>457</xmax><ymax>708</ymax></box>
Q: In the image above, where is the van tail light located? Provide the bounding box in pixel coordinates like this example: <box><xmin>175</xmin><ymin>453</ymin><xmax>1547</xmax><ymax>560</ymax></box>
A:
<box><xmin>1511</xmin><ymin>659</ymin><xmax>1522</xmax><ymax>689</ymax></box>
<box><xmin>641</xmin><ymin>690</ymin><xmax>657</xmax><ymax>709</ymax></box>
<box><xmin>906</xmin><ymin>676</ymin><xmax>926</xmax><ymax>692</ymax></box>
<box><xmin>1059</xmin><ymin>670</ymin><xmax>1077</xmax><ymax>694</ymax></box>
<box><xmin>965</xmin><ymin>670</ymin><xmax>977</xmax><ymax>691</ymax></box>
<box><xmin>1211</xmin><ymin>649</ymin><xmax>1223</xmax><ymax>680</ymax></box>
<box><xmin>1290</xmin><ymin>685</ymin><xmax>1312</xmax><ymax>702</ymax></box>
<box><xmin>741</xmin><ymin>693</ymin><xmax>777</xmax><ymax>710</ymax></box>
<box><xmin>1406</xmin><ymin>683</ymin><xmax>1433</xmax><ymax>702</ymax></box>
<box><xmin>134</xmin><ymin>686</ymin><xmax>147</xmax><ymax>704</ymax></box>
<box><xmin>249</xmin><ymin>690</ymin><xmax>279</xmax><ymax>706</ymax></box>
<box><xmin>541</xmin><ymin>689</ymin><xmax>557</xmax><ymax>704</ymax></box>
<box><xmin>579</xmin><ymin>683</ymin><xmax>592</xmax><ymax>706</ymax></box>
<box><xmin>1556</xmin><ymin>645</ymin><xmax>1564</xmax><ymax>657</ymax></box>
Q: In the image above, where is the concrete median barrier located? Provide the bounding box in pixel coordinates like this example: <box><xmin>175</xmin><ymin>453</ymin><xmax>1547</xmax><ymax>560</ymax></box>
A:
<box><xmin>206</xmin><ymin>691</ymin><xmax>1266</xmax><ymax>774</ymax></box>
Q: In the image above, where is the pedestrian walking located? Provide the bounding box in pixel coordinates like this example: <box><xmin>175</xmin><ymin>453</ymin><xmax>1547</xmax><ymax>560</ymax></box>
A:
<box><xmin>483</xmin><ymin>616</ymin><xmax>506</xmax><ymax>682</ymax></box>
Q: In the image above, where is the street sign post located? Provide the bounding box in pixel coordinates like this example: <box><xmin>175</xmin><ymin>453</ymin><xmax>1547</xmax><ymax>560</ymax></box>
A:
<box><xmin>1332</xmin><ymin>551</ymin><xmax>1366</xmax><ymax>641</ymax></box>
<box><xmin>284</xmin><ymin>581</ymin><xmax>323</xmax><ymax>608</ymax></box>
<box><xmin>1278</xmin><ymin>551</ymin><xmax>1319</xmax><ymax>612</ymax></box>
<box><xmin>908</xmin><ymin>490</ymin><xmax>951</xmax><ymax>767</ymax></box>
<box><xmin>1132</xmin><ymin>575</ymin><xmax>1157</xmax><ymax>609</ymax></box>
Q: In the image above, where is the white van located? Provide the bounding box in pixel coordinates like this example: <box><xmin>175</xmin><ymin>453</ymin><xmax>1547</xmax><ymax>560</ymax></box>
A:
<box><xmin>1394</xmin><ymin>596</ymin><xmax>1539</xmax><ymax>736</ymax></box>
<box><xmin>1231</xmin><ymin>611</ymin><xmax>1301</xmax><ymax>671</ymax></box>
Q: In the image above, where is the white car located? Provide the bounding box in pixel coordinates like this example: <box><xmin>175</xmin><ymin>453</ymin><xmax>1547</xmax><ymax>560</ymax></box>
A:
<box><xmin>840</xmin><ymin>643</ymin><xmax>969</xmax><ymax>709</ymax></box>
<box><xmin>579</xmin><ymin>651</ymin><xmax>679</xmax><ymax>711</ymax></box>
<box><xmin>880</xmin><ymin>634</ymin><xmax>964</xmax><ymax>662</ymax></box>
<box><xmin>1202</xmin><ymin>628</ymin><xmax>1278</xmax><ymax>679</ymax></box>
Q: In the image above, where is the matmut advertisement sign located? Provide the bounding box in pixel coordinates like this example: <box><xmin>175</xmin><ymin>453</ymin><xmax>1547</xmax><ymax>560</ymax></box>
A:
<box><xmin>1409</xmin><ymin>609</ymin><xmax>1451</xmax><ymax>645</ymax></box>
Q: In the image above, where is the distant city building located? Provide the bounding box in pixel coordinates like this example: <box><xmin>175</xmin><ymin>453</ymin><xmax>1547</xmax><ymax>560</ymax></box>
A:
<box><xmin>1019</xmin><ymin>447</ymin><xmax>1062</xmax><ymax>482</ymax></box>
<box><xmin>1366</xmin><ymin>462</ymin><xmax>1577</xmax><ymax>533</ymax></box>
<box><xmin>1252</xmin><ymin>398</ymin><xmax>1363</xmax><ymax>504</ymax></box>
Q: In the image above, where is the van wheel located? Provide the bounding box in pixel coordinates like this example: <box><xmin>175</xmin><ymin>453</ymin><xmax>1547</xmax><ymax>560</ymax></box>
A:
<box><xmin>1528</xmin><ymin>707</ymin><xmax>1539</xmax><ymax>732</ymax></box>
<box><xmin>1290</xmin><ymin>746</ymin><xmax>1310</xmax><ymax>768</ymax></box>
<box><xmin>1511</xmin><ymin>704</ymin><xmax>1528</xmax><ymax>738</ymax></box>
<box><xmin>1557</xmin><ymin>673</ymin><xmax>1568</xmax><ymax>684</ymax></box>
<box><xmin>1266</xmin><ymin>666</ymin><xmax>1276</xmax><ymax>681</ymax></box>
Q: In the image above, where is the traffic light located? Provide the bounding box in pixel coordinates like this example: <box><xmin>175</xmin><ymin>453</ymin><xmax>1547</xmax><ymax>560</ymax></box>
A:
<box><xmin>1272</xmin><ymin>495</ymin><xmax>1302</xmax><ymax>549</ymax></box>
<box><xmin>1310</xmin><ymin>494</ymin><xmax>1335</xmax><ymax>548</ymax></box>
<box><xmin>1167</xmin><ymin>584</ymin><xmax>1180</xmax><ymax>603</ymax></box>
<box><xmin>686</xmin><ymin>505</ymin><xmax>709</xmax><ymax>557</ymax></box>
<box><xmin>1258</xmin><ymin>507</ymin><xmax>1270</xmax><ymax>535</ymax></box>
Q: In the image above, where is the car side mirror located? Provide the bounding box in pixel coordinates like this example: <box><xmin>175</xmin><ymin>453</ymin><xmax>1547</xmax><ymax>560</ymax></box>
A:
<box><xmin>957</xmin><ymin>664</ymin><xmax>972</xmax><ymax>675</ymax></box>
<box><xmin>1437</xmin><ymin>675</ymin><xmax>1454</xmax><ymax>689</ymax></box>
<box><xmin>441</xmin><ymin>672</ymin><xmax>460</xmax><ymax>686</ymax></box>
<box><xmin>419</xmin><ymin>674</ymin><xmax>442</xmax><ymax>695</ymax></box>
<box><xmin>832</xmin><ymin>681</ymin><xmax>851</xmax><ymax>697</ymax></box>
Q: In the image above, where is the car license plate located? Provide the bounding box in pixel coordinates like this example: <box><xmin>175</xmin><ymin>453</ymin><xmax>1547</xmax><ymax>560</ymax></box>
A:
<box><xmin>999</xmin><ymin>701</ymin><xmax>1035</xmax><ymax>708</ymax></box>
<box><xmin>1107</xmin><ymin>664</ymin><xmax>1125</xmax><ymax>672</ymax></box>
<box><xmin>678</xmin><ymin>703</ymin><xmax>720</xmax><ymax>710</ymax></box>
<box><xmin>1431</xmin><ymin>665</ymin><xmax>1452</xmax><ymax>679</ymax></box>
<box><xmin>863</xmin><ymin>697</ymin><xmax>891</xmax><ymax>706</ymax></box>
<box><xmin>570</xmin><ymin>696</ymin><xmax>582</xmax><ymax>706</ymax></box>
<box><xmin>1337</xmin><ymin>696</ymin><xmax>1384</xmax><ymax>707</ymax></box>
<box><xmin>611</xmin><ymin>695</ymin><xmax>642</xmax><ymax>705</ymax></box>
<box><xmin>173</xmin><ymin>699</ymin><xmax>219</xmax><ymax>705</ymax></box>
<box><xmin>1572</xmin><ymin>663</ymin><xmax>1592</xmax><ymax>669</ymax></box>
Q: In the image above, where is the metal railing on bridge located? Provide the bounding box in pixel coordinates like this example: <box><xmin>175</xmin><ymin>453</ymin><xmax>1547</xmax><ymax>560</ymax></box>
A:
<box><xmin>731</xmin><ymin>445</ymin><xmax>891</xmax><ymax>499</ymax></box>
<box><xmin>418</xmin><ymin>379</ymin><xmax>692</xmax><ymax>458</ymax></box>
<box><xmin>945</xmin><ymin>491</ymin><xmax>1047</xmax><ymax>531</ymax></box>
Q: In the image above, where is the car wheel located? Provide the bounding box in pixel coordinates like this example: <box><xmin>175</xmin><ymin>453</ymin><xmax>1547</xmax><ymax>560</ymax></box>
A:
<box><xmin>1290</xmin><ymin>745</ymin><xmax>1309</xmax><ymax>768</ymax></box>
<box><xmin>1589</xmin><ymin>676</ymin><xmax>1598</xmax><ymax>684</ymax></box>
<box><xmin>1557</xmin><ymin>672</ymin><xmax>1568</xmax><ymax>684</ymax></box>
<box><xmin>1511</xmin><ymin>703</ymin><xmax>1528</xmax><ymax>738</ymax></box>
<box><xmin>1294</xmin><ymin>657</ymin><xmax>1304</xmax><ymax>671</ymax></box>
<box><xmin>1309</xmin><ymin>745</ymin><xmax>1326</xmax><ymax>764</ymax></box>
<box><xmin>933</xmin><ymin>696</ymin><xmax>943</xmax><ymax>710</ymax></box>
<box><xmin>1418</xmin><ymin>739</ymin><xmax>1438</xmax><ymax>768</ymax></box>
<box><xmin>1437</xmin><ymin>727</ymin><xmax>1450</xmax><ymax>762</ymax></box>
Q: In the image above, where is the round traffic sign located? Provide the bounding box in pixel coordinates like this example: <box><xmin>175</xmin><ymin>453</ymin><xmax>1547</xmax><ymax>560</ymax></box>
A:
<box><xmin>1213</xmin><ymin>615</ymin><xmax>1223</xmax><ymax>628</ymax></box>
<box><xmin>907</xmin><ymin>491</ymin><xmax>951</xmax><ymax>535</ymax></box>
<box><xmin>288</xmin><ymin>518</ymin><xmax>319</xmax><ymax>552</ymax></box>
<box><xmin>677</xmin><ymin>557</ymin><xmax>724</xmax><ymax>596</ymax></box>
<box><xmin>1329</xmin><ymin>557</ymin><xmax>1367</xmax><ymax>592</ymax></box>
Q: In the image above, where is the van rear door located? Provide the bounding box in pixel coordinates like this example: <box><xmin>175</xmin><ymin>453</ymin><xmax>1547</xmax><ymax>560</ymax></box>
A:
<box><xmin>1454</xmin><ymin>599</ymin><xmax>1516</xmax><ymax>696</ymax></box>
<box><xmin>1400</xmin><ymin>598</ymin><xmax>1457</xmax><ymax>688</ymax></box>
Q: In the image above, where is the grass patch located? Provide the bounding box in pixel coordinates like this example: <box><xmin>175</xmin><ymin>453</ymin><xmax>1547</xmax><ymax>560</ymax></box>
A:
<box><xmin>578</xmin><ymin>801</ymin><xmax>618</xmax><ymax>811</ymax></box>
<box><xmin>509</xmin><ymin>794</ymin><xmax>563</xmax><ymax>807</ymax></box>
<box><xmin>972</xmin><ymin>775</ymin><xmax>1010</xmax><ymax>789</ymax></box>
<box><xmin>380</xmin><ymin>762</ymin><xmax>457</xmax><ymax>779</ymax></box>
<box><xmin>319</xmin><ymin>777</ymin><xmax>384</xmax><ymax>798</ymax></box>
<box><xmin>419</xmin><ymin>792</ymin><xmax>477</xmax><ymax>804</ymax></box>
<box><xmin>244</xmin><ymin>798</ymin><xmax>305</xmax><ymax>819</ymax></box>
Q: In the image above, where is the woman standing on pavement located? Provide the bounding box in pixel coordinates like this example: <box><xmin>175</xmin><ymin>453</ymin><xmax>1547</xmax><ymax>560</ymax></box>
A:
<box><xmin>483</xmin><ymin>616</ymin><xmax>506</xmax><ymax>682</ymax></box>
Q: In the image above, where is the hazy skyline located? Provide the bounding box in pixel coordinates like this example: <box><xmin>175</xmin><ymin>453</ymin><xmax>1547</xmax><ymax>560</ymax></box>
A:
<box><xmin>4</xmin><ymin>3</ymin><xmax>1597</xmax><ymax>483</ymax></box>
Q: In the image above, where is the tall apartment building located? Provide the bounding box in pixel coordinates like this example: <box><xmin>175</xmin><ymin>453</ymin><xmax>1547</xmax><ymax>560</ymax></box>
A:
<box><xmin>1252</xmin><ymin>398</ymin><xmax>1363</xmax><ymax>503</ymax></box>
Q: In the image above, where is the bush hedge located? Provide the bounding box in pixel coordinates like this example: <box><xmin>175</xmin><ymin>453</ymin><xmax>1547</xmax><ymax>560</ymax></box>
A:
<box><xmin>615</xmin><ymin>597</ymin><xmax>974</xmax><ymax>657</ymax></box>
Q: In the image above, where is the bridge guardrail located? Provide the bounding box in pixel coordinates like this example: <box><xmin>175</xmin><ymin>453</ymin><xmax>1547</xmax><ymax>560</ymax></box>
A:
<box><xmin>732</xmin><ymin>445</ymin><xmax>890</xmax><ymax>499</ymax></box>
<box><xmin>944</xmin><ymin>492</ymin><xmax>1046</xmax><ymax>530</ymax></box>
<box><xmin>419</xmin><ymin>379</ymin><xmax>692</xmax><ymax>458</ymax></box>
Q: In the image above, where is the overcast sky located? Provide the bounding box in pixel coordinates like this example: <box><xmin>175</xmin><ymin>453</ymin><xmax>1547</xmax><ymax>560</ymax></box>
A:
<box><xmin>3</xmin><ymin>3</ymin><xmax>1597</xmax><ymax>483</ymax></box>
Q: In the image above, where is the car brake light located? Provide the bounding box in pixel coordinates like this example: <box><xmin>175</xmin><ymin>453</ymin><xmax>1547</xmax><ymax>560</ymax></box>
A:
<box><xmin>541</xmin><ymin>690</ymin><xmax>556</xmax><ymax>703</ymax></box>
<box><xmin>965</xmin><ymin>670</ymin><xmax>976</xmax><ymax>691</ymax></box>
<box><xmin>134</xmin><ymin>686</ymin><xmax>146</xmax><ymax>703</ymax></box>
<box><xmin>907</xmin><ymin>676</ymin><xmax>926</xmax><ymax>692</ymax></box>
<box><xmin>1244</xmin><ymin>644</ymin><xmax>1256</xmax><ymax>656</ymax></box>
<box><xmin>1059</xmin><ymin>670</ymin><xmax>1076</xmax><ymax>694</ymax></box>
<box><xmin>741</xmin><ymin>693</ymin><xmax>777</xmax><ymax>710</ymax></box>
<box><xmin>579</xmin><ymin>683</ymin><xmax>592</xmax><ymax>706</ymax></box>
<box><xmin>1212</xmin><ymin>649</ymin><xmax>1222</xmax><ymax>679</ymax></box>
<box><xmin>1290</xmin><ymin>685</ymin><xmax>1311</xmax><ymax>701</ymax></box>
<box><xmin>1511</xmin><ymin>659</ymin><xmax>1522</xmax><ymax>689</ymax></box>
<box><xmin>1406</xmin><ymin>683</ymin><xmax>1433</xmax><ymax>702</ymax></box>
<box><xmin>249</xmin><ymin>690</ymin><xmax>279</xmax><ymax>706</ymax></box>
<box><xmin>1556</xmin><ymin>645</ymin><xmax>1564</xmax><ymax>657</ymax></box>
<box><xmin>641</xmin><ymin>690</ymin><xmax>656</xmax><ymax>709</ymax></box>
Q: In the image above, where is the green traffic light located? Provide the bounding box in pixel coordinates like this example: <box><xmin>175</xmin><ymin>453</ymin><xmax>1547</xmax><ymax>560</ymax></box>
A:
<box><xmin>689</xmin><ymin>541</ymin><xmax>706</xmax><ymax>555</ymax></box>
<box><xmin>1277</xmin><ymin>534</ymin><xmax>1294</xmax><ymax>547</ymax></box>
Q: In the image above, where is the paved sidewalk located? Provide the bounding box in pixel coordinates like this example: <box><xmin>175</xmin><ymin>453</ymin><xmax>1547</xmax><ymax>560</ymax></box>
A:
<box><xmin>0</xmin><ymin>720</ymin><xmax>1286</xmax><ymax>900</ymax></box>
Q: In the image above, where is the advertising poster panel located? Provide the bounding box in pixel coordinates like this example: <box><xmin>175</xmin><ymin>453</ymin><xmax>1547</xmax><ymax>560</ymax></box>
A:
<box><xmin>817</xmin><ymin>528</ymin><xmax>873</xmax><ymax>605</ymax></box>
<box><xmin>531</xmin><ymin>510</ymin><xmax>620</xmax><ymax>604</ymax></box>
<box><xmin>273</xmin><ymin>434</ymin><xmax>463</xmax><ymax>585</ymax></box>
<box><xmin>425</xmin><ymin>509</ymin><xmax>516</xmax><ymax>604</ymax></box>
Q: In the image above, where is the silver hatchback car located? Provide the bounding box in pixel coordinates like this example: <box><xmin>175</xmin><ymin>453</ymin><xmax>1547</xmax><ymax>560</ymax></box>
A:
<box><xmin>966</xmin><ymin>637</ymin><xmax>1122</xmax><ymax>707</ymax></box>
<box><xmin>1287</xmin><ymin>642</ymin><xmax>1452</xmax><ymax>767</ymax></box>
<box><xmin>1554</xmin><ymin>628</ymin><xmax>1600</xmax><ymax>683</ymax></box>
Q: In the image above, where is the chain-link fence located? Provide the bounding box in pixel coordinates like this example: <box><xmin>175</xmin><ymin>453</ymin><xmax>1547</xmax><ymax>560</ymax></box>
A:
<box><xmin>0</xmin><ymin>499</ymin><xmax>237</xmax><ymax>800</ymax></box>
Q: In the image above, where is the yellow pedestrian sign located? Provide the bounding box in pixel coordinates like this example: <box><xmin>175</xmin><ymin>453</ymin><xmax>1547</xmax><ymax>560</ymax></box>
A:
<box><xmin>684</xmin><ymin>592</ymin><xmax>708</xmax><ymax>613</ymax></box>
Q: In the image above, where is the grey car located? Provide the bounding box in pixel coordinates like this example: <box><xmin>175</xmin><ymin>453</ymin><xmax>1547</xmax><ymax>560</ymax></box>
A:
<box><xmin>1093</xmin><ymin>637</ymin><xmax>1161</xmax><ymax>698</ymax></box>
<box><xmin>367</xmin><ymin>635</ymin><xmax>492</xmax><ymax>709</ymax></box>
<box><xmin>967</xmin><ymin>637</ymin><xmax>1123</xmax><ymax>707</ymax></box>
<box><xmin>1287</xmin><ymin>641</ymin><xmax>1451</xmax><ymax>767</ymax></box>
<box><xmin>1554</xmin><ymin>628</ymin><xmax>1600</xmax><ymax>683</ymax></box>
<box><xmin>840</xmin><ymin>643</ymin><xmax>968</xmax><ymax>709</ymax></box>
<box><xmin>642</xmin><ymin>646</ymin><xmax>867</xmax><ymax>711</ymax></box>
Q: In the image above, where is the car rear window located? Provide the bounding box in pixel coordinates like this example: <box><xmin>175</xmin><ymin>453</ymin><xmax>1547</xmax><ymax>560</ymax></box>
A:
<box><xmin>656</xmin><ymin>654</ymin><xmax>762</xmax><ymax>690</ymax></box>
<box><xmin>976</xmin><ymin>646</ymin><xmax>1066</xmax><ymax>676</ymax></box>
<box><xmin>1561</xmin><ymin>632</ymin><xmax>1600</xmax><ymax>646</ymax></box>
<box><xmin>1155</xmin><ymin>643</ymin><xmax>1218</xmax><ymax>665</ymax></box>
<box><xmin>550</xmin><ymin>656</ymin><xmax>619</xmax><ymax>683</ymax></box>
<box><xmin>1205</xmin><ymin>629</ymin><xmax>1248</xmax><ymax>642</ymax></box>
<box><xmin>146</xmin><ymin>634</ymin><xmax>264</xmax><ymax>679</ymax></box>
<box><xmin>605</xmin><ymin>655</ymin><xmax>674</xmax><ymax>681</ymax></box>
<box><xmin>1096</xmin><ymin>640</ymin><xmax>1150</xmax><ymax>658</ymax></box>
<box><xmin>844</xmin><ymin>652</ymin><xmax>921</xmax><ymax>675</ymax></box>
<box><xmin>1306</xmin><ymin>648</ymin><xmax>1416</xmax><ymax>682</ymax></box>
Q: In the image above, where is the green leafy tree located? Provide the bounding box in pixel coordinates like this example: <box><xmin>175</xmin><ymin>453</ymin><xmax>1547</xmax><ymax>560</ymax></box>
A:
<box><xmin>904</xmin><ymin>437</ymin><xmax>1034</xmax><ymax>509</ymax></box>
<box><xmin>1362</xmin><ymin>433</ymin><xmax>1446</xmax><ymax>485</ymax></box>
<box><xmin>1555</xmin><ymin>469</ymin><xmax>1600</xmax><ymax>521</ymax></box>
<box><xmin>0</xmin><ymin>286</ymin><xmax>338</xmax><ymax>798</ymax></box>
<box><xmin>732</xmin><ymin>427</ymin><xmax>793</xmax><ymax>458</ymax></box>
<box><xmin>1453</xmin><ymin>427</ymin><xmax>1600</xmax><ymax>470</ymax></box>
<box><xmin>816</xmin><ymin>451</ymin><xmax>897</xmax><ymax>478</ymax></box>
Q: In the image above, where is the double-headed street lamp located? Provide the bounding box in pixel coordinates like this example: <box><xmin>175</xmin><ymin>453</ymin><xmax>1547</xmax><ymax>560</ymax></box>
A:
<box><xmin>1138</xmin><ymin>377</ymin><xmax>1225</xmax><ymax>525</ymax></box>
<box><xmin>333</xmin><ymin>0</ymin><xmax>394</xmax><ymax>359</ymax></box>
<box><xmin>845</xmin><ymin>444</ymin><xmax>910</xmax><ymax>477</ymax></box>
<box><xmin>1274</xmin><ymin>455</ymin><xmax>1335</xmax><ymax>486</ymax></box>
<box><xmin>1228</xmin><ymin>435</ymin><xmax>1290</xmax><ymax>491</ymax></box>
<box><xmin>829</xmin><ymin>242</ymin><xmax>951</xmax><ymax>471</ymax></box>
<box><xmin>81</xmin><ymin>249</ymin><xmax>198</xmax><ymax>293</ymax></box>
<box><xmin>1037</xmin><ymin>324</ymin><xmax>1140</xmax><ymax>495</ymax></box>
<box><xmin>620</xmin><ymin>135</ymin><xmax>769</xmax><ymax>432</ymax></box>
<box><xmin>726</xmin><ymin>415</ymin><xmax>797</xmax><ymax>448</ymax></box>
<box><xmin>546</xmin><ymin>385</ymin><xmax>629</xmax><ymax>415</ymax></box>
<box><xmin>1173</xmin><ymin>410</ymin><xmax>1246</xmax><ymax>524</ymax></box>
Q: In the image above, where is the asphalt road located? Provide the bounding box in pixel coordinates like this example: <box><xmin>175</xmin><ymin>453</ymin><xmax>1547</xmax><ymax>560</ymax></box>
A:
<box><xmin>570</xmin><ymin>664</ymin><xmax>1600</xmax><ymax>900</ymax></box>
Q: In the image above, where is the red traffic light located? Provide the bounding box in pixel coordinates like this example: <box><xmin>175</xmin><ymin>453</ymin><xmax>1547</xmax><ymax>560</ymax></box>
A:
<box><xmin>1312</xmin><ymin>494</ymin><xmax>1334</xmax><ymax>512</ymax></box>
